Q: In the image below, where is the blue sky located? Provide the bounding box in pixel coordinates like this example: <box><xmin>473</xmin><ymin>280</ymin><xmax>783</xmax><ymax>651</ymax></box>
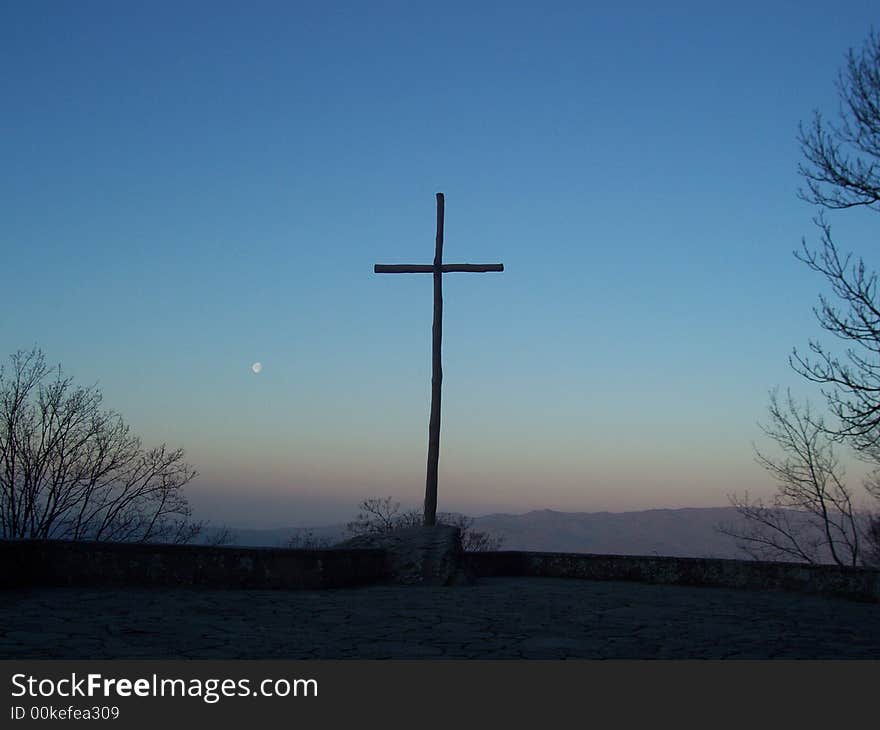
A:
<box><xmin>2</xmin><ymin>1</ymin><xmax>878</xmax><ymax>527</ymax></box>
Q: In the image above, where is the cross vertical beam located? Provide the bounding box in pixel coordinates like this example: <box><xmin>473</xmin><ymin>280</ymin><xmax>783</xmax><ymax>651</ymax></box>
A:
<box><xmin>374</xmin><ymin>193</ymin><xmax>503</xmax><ymax>527</ymax></box>
<box><xmin>425</xmin><ymin>192</ymin><xmax>444</xmax><ymax>526</ymax></box>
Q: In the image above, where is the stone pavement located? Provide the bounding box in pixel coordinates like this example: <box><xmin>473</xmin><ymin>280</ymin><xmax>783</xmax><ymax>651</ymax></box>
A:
<box><xmin>1</xmin><ymin>577</ymin><xmax>878</xmax><ymax>659</ymax></box>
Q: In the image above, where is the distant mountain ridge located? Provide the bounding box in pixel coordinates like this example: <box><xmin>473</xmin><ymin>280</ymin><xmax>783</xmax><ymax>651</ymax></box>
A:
<box><xmin>470</xmin><ymin>507</ymin><xmax>750</xmax><ymax>559</ymax></box>
<box><xmin>205</xmin><ymin>506</ymin><xmax>752</xmax><ymax>559</ymax></box>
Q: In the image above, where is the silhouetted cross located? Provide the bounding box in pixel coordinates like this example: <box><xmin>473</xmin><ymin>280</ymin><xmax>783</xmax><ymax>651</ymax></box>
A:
<box><xmin>374</xmin><ymin>193</ymin><xmax>504</xmax><ymax>527</ymax></box>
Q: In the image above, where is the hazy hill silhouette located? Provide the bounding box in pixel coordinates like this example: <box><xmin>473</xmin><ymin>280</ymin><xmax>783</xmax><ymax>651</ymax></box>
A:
<box><xmin>206</xmin><ymin>507</ymin><xmax>754</xmax><ymax>559</ymax></box>
<box><xmin>471</xmin><ymin>507</ymin><xmax>752</xmax><ymax>558</ymax></box>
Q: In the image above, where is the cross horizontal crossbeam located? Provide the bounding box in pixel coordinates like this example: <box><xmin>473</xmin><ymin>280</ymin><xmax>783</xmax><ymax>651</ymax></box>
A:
<box><xmin>374</xmin><ymin>263</ymin><xmax>504</xmax><ymax>274</ymax></box>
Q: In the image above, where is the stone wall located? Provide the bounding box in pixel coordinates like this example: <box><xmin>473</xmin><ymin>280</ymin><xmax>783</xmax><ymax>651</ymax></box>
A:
<box><xmin>465</xmin><ymin>550</ymin><xmax>880</xmax><ymax>602</ymax></box>
<box><xmin>3</xmin><ymin>540</ymin><xmax>879</xmax><ymax>602</ymax></box>
<box><xmin>0</xmin><ymin>539</ymin><xmax>386</xmax><ymax>590</ymax></box>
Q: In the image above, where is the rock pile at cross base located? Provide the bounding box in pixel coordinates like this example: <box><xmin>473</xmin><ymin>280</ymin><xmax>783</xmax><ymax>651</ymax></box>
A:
<box><xmin>336</xmin><ymin>525</ymin><xmax>470</xmax><ymax>585</ymax></box>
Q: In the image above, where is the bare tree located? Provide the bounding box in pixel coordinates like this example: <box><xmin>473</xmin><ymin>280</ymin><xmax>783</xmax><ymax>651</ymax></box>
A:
<box><xmin>791</xmin><ymin>31</ymin><xmax>880</xmax><ymax>447</ymax></box>
<box><xmin>861</xmin><ymin>472</ymin><xmax>880</xmax><ymax>566</ymax></box>
<box><xmin>864</xmin><ymin>515</ymin><xmax>880</xmax><ymax>565</ymax></box>
<box><xmin>345</xmin><ymin>496</ymin><xmax>504</xmax><ymax>552</ymax></box>
<box><xmin>0</xmin><ymin>348</ymin><xmax>202</xmax><ymax>543</ymax></box>
<box><xmin>722</xmin><ymin>391</ymin><xmax>865</xmax><ymax>566</ymax></box>
<box><xmin>767</xmin><ymin>30</ymin><xmax>880</xmax><ymax>565</ymax></box>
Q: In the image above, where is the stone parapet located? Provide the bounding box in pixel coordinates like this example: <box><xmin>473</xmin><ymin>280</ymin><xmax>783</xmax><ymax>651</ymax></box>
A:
<box><xmin>3</xmin><ymin>540</ymin><xmax>878</xmax><ymax>602</ymax></box>
<box><xmin>0</xmin><ymin>539</ymin><xmax>385</xmax><ymax>590</ymax></box>
<box><xmin>465</xmin><ymin>550</ymin><xmax>880</xmax><ymax>602</ymax></box>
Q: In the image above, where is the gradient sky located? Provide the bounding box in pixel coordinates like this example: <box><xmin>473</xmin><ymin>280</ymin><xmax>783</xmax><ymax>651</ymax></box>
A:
<box><xmin>3</xmin><ymin>1</ymin><xmax>879</xmax><ymax>527</ymax></box>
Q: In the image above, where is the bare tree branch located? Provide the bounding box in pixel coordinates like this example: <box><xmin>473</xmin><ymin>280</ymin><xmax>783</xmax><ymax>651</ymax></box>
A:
<box><xmin>798</xmin><ymin>30</ymin><xmax>880</xmax><ymax>211</ymax></box>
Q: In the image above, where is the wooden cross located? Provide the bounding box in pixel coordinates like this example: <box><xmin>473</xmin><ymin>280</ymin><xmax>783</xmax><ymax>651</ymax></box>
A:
<box><xmin>374</xmin><ymin>193</ymin><xmax>504</xmax><ymax>527</ymax></box>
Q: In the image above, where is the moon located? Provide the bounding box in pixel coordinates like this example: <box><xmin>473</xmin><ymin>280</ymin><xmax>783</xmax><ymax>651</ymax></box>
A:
<box><xmin>251</xmin><ymin>362</ymin><xmax>262</xmax><ymax>374</ymax></box>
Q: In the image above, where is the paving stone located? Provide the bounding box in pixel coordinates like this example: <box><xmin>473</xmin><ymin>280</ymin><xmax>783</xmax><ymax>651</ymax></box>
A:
<box><xmin>2</xmin><ymin>577</ymin><xmax>880</xmax><ymax>659</ymax></box>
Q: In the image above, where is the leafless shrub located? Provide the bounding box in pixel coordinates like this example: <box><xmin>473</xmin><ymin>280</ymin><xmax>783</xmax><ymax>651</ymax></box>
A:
<box><xmin>345</xmin><ymin>496</ymin><xmax>421</xmax><ymax>535</ymax></box>
<box><xmin>204</xmin><ymin>525</ymin><xmax>237</xmax><ymax>546</ymax></box>
<box><xmin>345</xmin><ymin>496</ymin><xmax>504</xmax><ymax>551</ymax></box>
<box><xmin>284</xmin><ymin>529</ymin><xmax>334</xmax><ymax>549</ymax></box>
